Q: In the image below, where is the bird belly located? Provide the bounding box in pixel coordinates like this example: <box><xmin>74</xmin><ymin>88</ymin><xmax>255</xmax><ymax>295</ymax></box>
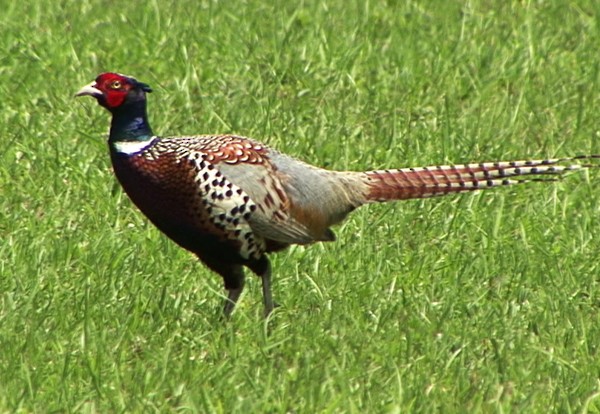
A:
<box><xmin>110</xmin><ymin>151</ymin><xmax>247</xmax><ymax>263</ymax></box>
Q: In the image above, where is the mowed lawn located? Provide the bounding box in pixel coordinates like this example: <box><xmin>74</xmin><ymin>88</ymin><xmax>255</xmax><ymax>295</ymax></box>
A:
<box><xmin>2</xmin><ymin>0</ymin><xmax>600</xmax><ymax>412</ymax></box>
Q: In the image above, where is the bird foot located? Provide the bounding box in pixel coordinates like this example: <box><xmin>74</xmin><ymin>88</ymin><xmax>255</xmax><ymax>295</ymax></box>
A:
<box><xmin>264</xmin><ymin>301</ymin><xmax>281</xmax><ymax>318</ymax></box>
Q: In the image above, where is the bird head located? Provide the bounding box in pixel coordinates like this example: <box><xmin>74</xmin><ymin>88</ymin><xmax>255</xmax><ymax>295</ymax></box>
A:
<box><xmin>75</xmin><ymin>73</ymin><xmax>152</xmax><ymax>111</ymax></box>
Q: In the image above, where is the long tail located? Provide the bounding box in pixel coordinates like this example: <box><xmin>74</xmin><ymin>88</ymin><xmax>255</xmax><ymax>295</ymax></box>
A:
<box><xmin>365</xmin><ymin>155</ymin><xmax>600</xmax><ymax>202</ymax></box>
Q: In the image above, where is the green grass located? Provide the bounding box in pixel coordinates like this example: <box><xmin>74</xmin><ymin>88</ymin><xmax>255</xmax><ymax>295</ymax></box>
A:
<box><xmin>2</xmin><ymin>0</ymin><xmax>600</xmax><ymax>412</ymax></box>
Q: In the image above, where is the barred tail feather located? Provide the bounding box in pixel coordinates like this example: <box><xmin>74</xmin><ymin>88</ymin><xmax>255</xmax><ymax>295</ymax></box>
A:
<box><xmin>365</xmin><ymin>156</ymin><xmax>600</xmax><ymax>202</ymax></box>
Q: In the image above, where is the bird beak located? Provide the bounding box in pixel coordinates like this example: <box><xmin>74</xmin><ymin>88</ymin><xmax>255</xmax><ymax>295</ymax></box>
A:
<box><xmin>75</xmin><ymin>82</ymin><xmax>102</xmax><ymax>98</ymax></box>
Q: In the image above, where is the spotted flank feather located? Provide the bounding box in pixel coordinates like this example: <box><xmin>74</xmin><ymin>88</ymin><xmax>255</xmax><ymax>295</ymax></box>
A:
<box><xmin>188</xmin><ymin>153</ymin><xmax>265</xmax><ymax>260</ymax></box>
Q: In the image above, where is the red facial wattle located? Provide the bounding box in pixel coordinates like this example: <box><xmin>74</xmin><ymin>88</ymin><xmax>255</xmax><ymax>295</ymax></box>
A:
<box><xmin>95</xmin><ymin>73</ymin><xmax>131</xmax><ymax>109</ymax></box>
<box><xmin>102</xmin><ymin>89</ymin><xmax>127</xmax><ymax>108</ymax></box>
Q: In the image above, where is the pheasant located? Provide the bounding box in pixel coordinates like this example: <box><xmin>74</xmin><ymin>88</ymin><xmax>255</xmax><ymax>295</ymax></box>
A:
<box><xmin>76</xmin><ymin>72</ymin><xmax>597</xmax><ymax>317</ymax></box>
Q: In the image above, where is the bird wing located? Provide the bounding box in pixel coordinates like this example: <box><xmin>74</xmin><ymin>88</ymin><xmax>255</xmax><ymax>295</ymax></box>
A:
<box><xmin>173</xmin><ymin>135</ymin><xmax>320</xmax><ymax>246</ymax></box>
<box><xmin>217</xmin><ymin>160</ymin><xmax>320</xmax><ymax>245</ymax></box>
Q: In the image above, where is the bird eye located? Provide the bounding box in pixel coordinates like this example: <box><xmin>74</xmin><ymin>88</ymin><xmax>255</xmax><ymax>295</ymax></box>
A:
<box><xmin>109</xmin><ymin>80</ymin><xmax>122</xmax><ymax>89</ymax></box>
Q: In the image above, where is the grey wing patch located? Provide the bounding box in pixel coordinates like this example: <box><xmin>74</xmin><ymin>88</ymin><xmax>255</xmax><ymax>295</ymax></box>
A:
<box><xmin>217</xmin><ymin>162</ymin><xmax>318</xmax><ymax>245</ymax></box>
<box><xmin>190</xmin><ymin>154</ymin><xmax>266</xmax><ymax>260</ymax></box>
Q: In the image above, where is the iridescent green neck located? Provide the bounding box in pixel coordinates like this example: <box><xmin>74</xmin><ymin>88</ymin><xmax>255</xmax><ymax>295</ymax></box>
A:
<box><xmin>109</xmin><ymin>100</ymin><xmax>154</xmax><ymax>143</ymax></box>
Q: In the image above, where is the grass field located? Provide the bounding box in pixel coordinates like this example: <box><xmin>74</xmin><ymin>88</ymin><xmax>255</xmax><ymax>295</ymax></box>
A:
<box><xmin>2</xmin><ymin>0</ymin><xmax>600</xmax><ymax>412</ymax></box>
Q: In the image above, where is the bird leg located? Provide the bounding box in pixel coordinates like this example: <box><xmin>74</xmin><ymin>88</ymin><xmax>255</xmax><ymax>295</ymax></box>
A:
<box><xmin>246</xmin><ymin>255</ymin><xmax>277</xmax><ymax>316</ymax></box>
<box><xmin>205</xmin><ymin>261</ymin><xmax>245</xmax><ymax>318</ymax></box>
<box><xmin>213</xmin><ymin>256</ymin><xmax>277</xmax><ymax>317</ymax></box>
<box><xmin>260</xmin><ymin>262</ymin><xmax>275</xmax><ymax>316</ymax></box>
<box><xmin>223</xmin><ymin>283</ymin><xmax>244</xmax><ymax>317</ymax></box>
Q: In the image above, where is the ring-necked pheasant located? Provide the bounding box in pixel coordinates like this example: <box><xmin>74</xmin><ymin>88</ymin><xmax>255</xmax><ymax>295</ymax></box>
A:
<box><xmin>76</xmin><ymin>72</ymin><xmax>597</xmax><ymax>317</ymax></box>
